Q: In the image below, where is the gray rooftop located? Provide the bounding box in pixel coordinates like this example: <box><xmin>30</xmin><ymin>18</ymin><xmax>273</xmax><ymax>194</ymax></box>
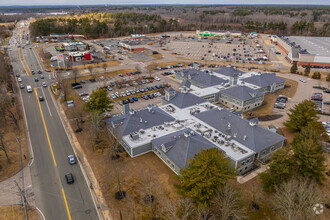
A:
<box><xmin>241</xmin><ymin>73</ymin><xmax>285</xmax><ymax>88</ymax></box>
<box><xmin>286</xmin><ymin>36</ymin><xmax>330</xmax><ymax>57</ymax></box>
<box><xmin>163</xmin><ymin>89</ymin><xmax>206</xmax><ymax>109</ymax></box>
<box><xmin>214</xmin><ymin>66</ymin><xmax>245</xmax><ymax>77</ymax></box>
<box><xmin>152</xmin><ymin>128</ymin><xmax>217</xmax><ymax>169</ymax></box>
<box><xmin>194</xmin><ymin>108</ymin><xmax>286</xmax><ymax>153</ymax></box>
<box><xmin>179</xmin><ymin>69</ymin><xmax>228</xmax><ymax>87</ymax></box>
<box><xmin>180</xmin><ymin>80</ymin><xmax>191</xmax><ymax>89</ymax></box>
<box><xmin>220</xmin><ymin>85</ymin><xmax>264</xmax><ymax>101</ymax></box>
<box><xmin>106</xmin><ymin>106</ymin><xmax>175</xmax><ymax>137</ymax></box>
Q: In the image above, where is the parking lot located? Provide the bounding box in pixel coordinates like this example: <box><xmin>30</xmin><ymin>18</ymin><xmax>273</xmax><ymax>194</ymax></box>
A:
<box><xmin>72</xmin><ymin>68</ymin><xmax>182</xmax><ymax>115</ymax></box>
<box><xmin>166</xmin><ymin>38</ymin><xmax>270</xmax><ymax>65</ymax></box>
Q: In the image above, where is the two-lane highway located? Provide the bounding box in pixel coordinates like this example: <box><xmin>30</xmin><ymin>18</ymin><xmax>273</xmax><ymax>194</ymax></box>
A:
<box><xmin>8</xmin><ymin>22</ymin><xmax>99</xmax><ymax>220</ymax></box>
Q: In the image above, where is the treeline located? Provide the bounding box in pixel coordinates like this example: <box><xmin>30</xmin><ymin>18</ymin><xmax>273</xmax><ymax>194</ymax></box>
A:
<box><xmin>30</xmin><ymin>12</ymin><xmax>176</xmax><ymax>39</ymax></box>
<box><xmin>242</xmin><ymin>20</ymin><xmax>330</xmax><ymax>36</ymax></box>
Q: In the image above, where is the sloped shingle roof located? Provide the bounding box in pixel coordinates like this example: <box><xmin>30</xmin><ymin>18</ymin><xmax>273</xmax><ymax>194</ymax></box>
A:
<box><xmin>152</xmin><ymin>128</ymin><xmax>217</xmax><ymax>169</ymax></box>
<box><xmin>162</xmin><ymin>89</ymin><xmax>206</xmax><ymax>109</ymax></box>
<box><xmin>194</xmin><ymin>108</ymin><xmax>286</xmax><ymax>153</ymax></box>
<box><xmin>241</xmin><ymin>73</ymin><xmax>286</xmax><ymax>88</ymax></box>
<box><xmin>220</xmin><ymin>85</ymin><xmax>264</xmax><ymax>101</ymax></box>
<box><xmin>106</xmin><ymin>107</ymin><xmax>175</xmax><ymax>137</ymax></box>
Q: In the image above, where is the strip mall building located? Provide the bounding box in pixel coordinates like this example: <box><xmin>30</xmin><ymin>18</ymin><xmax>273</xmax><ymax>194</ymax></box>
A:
<box><xmin>274</xmin><ymin>35</ymin><xmax>330</xmax><ymax>68</ymax></box>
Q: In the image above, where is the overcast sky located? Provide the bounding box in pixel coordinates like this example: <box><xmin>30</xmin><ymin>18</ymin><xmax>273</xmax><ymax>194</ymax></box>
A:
<box><xmin>1</xmin><ymin>0</ymin><xmax>329</xmax><ymax>6</ymax></box>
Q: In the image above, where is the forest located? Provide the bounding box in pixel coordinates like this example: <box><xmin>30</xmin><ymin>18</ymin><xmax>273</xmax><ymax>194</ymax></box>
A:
<box><xmin>27</xmin><ymin>6</ymin><xmax>330</xmax><ymax>38</ymax></box>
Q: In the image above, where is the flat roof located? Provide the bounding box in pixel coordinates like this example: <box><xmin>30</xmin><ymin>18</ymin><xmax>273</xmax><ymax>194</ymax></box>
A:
<box><xmin>286</xmin><ymin>36</ymin><xmax>330</xmax><ymax>57</ymax></box>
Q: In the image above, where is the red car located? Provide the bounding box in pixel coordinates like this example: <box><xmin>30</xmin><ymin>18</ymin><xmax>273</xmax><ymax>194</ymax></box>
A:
<box><xmin>149</xmin><ymin>79</ymin><xmax>153</xmax><ymax>83</ymax></box>
<box><xmin>126</xmin><ymin>72</ymin><xmax>131</xmax><ymax>76</ymax></box>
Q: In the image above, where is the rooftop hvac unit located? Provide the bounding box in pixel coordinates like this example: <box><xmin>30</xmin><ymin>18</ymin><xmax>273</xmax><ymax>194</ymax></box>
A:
<box><xmin>139</xmin><ymin>129</ymin><xmax>145</xmax><ymax>134</ymax></box>
<box><xmin>130</xmin><ymin>132</ymin><xmax>139</xmax><ymax>140</ymax></box>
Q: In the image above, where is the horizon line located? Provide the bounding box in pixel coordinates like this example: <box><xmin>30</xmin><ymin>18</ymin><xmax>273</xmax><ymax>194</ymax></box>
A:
<box><xmin>1</xmin><ymin>3</ymin><xmax>330</xmax><ymax>7</ymax></box>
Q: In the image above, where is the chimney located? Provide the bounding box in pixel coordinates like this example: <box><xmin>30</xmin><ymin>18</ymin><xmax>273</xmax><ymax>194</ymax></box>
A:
<box><xmin>123</xmin><ymin>103</ymin><xmax>130</xmax><ymax>114</ymax></box>
<box><xmin>249</xmin><ymin>118</ymin><xmax>259</xmax><ymax>126</ymax></box>
<box><xmin>147</xmin><ymin>104</ymin><xmax>152</xmax><ymax>112</ymax></box>
<box><xmin>227</xmin><ymin>122</ymin><xmax>231</xmax><ymax>130</ymax></box>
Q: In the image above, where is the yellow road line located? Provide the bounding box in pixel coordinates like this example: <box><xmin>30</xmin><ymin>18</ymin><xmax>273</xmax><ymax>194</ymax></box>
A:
<box><xmin>34</xmin><ymin>88</ymin><xmax>57</xmax><ymax>167</ymax></box>
<box><xmin>18</xmin><ymin>48</ymin><xmax>29</xmax><ymax>76</ymax></box>
<box><xmin>62</xmin><ymin>188</ymin><xmax>72</xmax><ymax>220</ymax></box>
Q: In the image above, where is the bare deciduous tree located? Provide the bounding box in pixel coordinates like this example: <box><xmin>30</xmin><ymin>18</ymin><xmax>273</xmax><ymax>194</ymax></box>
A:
<box><xmin>210</xmin><ymin>184</ymin><xmax>246</xmax><ymax>220</ymax></box>
<box><xmin>87</xmin><ymin>65</ymin><xmax>96</xmax><ymax>80</ymax></box>
<box><xmin>102</xmin><ymin>63</ymin><xmax>108</xmax><ymax>72</ymax></box>
<box><xmin>88</xmin><ymin>111</ymin><xmax>104</xmax><ymax>149</ymax></box>
<box><xmin>67</xmin><ymin>101</ymin><xmax>85</xmax><ymax>132</ymax></box>
<box><xmin>71</xmin><ymin>68</ymin><xmax>79</xmax><ymax>83</ymax></box>
<box><xmin>273</xmin><ymin>178</ymin><xmax>325</xmax><ymax>220</ymax></box>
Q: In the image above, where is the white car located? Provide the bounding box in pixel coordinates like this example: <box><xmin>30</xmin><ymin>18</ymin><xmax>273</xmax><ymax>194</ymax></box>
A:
<box><xmin>299</xmin><ymin>78</ymin><xmax>306</xmax><ymax>83</ymax></box>
<box><xmin>154</xmin><ymin>77</ymin><xmax>160</xmax><ymax>81</ymax></box>
<box><xmin>82</xmin><ymin>96</ymin><xmax>90</xmax><ymax>102</ymax></box>
<box><xmin>42</xmin><ymin>82</ymin><xmax>47</xmax><ymax>87</ymax></box>
<box><xmin>17</xmin><ymin>77</ymin><xmax>22</xmax><ymax>82</ymax></box>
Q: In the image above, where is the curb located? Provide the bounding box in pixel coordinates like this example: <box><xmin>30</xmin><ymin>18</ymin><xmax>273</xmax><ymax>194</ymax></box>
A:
<box><xmin>49</xmin><ymin>87</ymin><xmax>112</xmax><ymax>220</ymax></box>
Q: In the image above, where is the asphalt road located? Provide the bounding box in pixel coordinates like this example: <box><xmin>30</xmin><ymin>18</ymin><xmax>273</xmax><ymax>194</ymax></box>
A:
<box><xmin>8</xmin><ymin>23</ymin><xmax>98</xmax><ymax>220</ymax></box>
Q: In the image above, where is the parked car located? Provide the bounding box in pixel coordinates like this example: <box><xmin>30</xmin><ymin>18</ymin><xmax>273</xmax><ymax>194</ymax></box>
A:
<box><xmin>42</xmin><ymin>82</ymin><xmax>47</xmax><ymax>87</ymax></box>
<box><xmin>71</xmin><ymin>82</ymin><xmax>81</xmax><ymax>87</ymax></box>
<box><xmin>19</xmin><ymin>84</ymin><xmax>24</xmax><ymax>89</ymax></box>
<box><xmin>73</xmin><ymin>85</ymin><xmax>82</xmax><ymax>89</ymax></box>
<box><xmin>274</xmin><ymin>102</ymin><xmax>285</xmax><ymax>109</ymax></box>
<box><xmin>311</xmin><ymin>93</ymin><xmax>323</xmax><ymax>101</ymax></box>
<box><xmin>79</xmin><ymin>92</ymin><xmax>88</xmax><ymax>97</ymax></box>
<box><xmin>40</xmin><ymin>75</ymin><xmax>44</xmax><ymax>79</ymax></box>
<box><xmin>31</xmin><ymin>70</ymin><xmax>35</xmax><ymax>75</ymax></box>
<box><xmin>17</xmin><ymin>77</ymin><xmax>22</xmax><ymax>82</ymax></box>
<box><xmin>16</xmin><ymin>73</ymin><xmax>20</xmax><ymax>77</ymax></box>
<box><xmin>65</xmin><ymin>173</ymin><xmax>74</xmax><ymax>184</ymax></box>
<box><xmin>132</xmin><ymin>97</ymin><xmax>138</xmax><ymax>101</ymax></box>
<box><xmin>34</xmin><ymin>77</ymin><xmax>39</xmax><ymax>82</ymax></box>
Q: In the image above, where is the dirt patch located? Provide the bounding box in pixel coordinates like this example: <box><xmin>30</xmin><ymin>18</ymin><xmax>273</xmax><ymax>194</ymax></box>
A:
<box><xmin>0</xmin><ymin>205</ymin><xmax>39</xmax><ymax>220</ymax></box>
<box><xmin>148</xmin><ymin>53</ymin><xmax>163</xmax><ymax>61</ymax></box>
<box><xmin>258</xmin><ymin>114</ymin><xmax>283</xmax><ymax>121</ymax></box>
<box><xmin>68</xmin><ymin>69</ymin><xmax>136</xmax><ymax>85</ymax></box>
<box><xmin>70</xmin><ymin>60</ymin><xmax>121</xmax><ymax>70</ymax></box>
<box><xmin>244</xmin><ymin>77</ymin><xmax>298</xmax><ymax>118</ymax></box>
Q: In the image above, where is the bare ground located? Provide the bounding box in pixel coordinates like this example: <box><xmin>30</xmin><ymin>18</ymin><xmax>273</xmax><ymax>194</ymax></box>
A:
<box><xmin>0</xmin><ymin>106</ymin><xmax>29</xmax><ymax>182</ymax></box>
<box><xmin>0</xmin><ymin>205</ymin><xmax>39</xmax><ymax>220</ymax></box>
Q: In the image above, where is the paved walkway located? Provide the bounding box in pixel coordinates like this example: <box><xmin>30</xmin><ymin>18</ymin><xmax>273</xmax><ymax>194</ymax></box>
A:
<box><xmin>0</xmin><ymin>166</ymin><xmax>35</xmax><ymax>207</ymax></box>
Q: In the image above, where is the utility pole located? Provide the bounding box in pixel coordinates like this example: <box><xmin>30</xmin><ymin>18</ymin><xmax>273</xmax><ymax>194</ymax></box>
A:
<box><xmin>10</xmin><ymin>65</ymin><xmax>29</xmax><ymax>220</ymax></box>
<box><xmin>14</xmin><ymin>180</ymin><xmax>29</xmax><ymax>220</ymax></box>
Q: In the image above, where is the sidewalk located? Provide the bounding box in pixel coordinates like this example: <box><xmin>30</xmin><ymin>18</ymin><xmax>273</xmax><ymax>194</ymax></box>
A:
<box><xmin>0</xmin><ymin>166</ymin><xmax>35</xmax><ymax>207</ymax></box>
<box><xmin>237</xmin><ymin>164</ymin><xmax>269</xmax><ymax>184</ymax></box>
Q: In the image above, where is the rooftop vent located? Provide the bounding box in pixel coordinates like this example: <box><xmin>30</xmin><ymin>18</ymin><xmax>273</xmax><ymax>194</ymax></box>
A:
<box><xmin>243</xmin><ymin>135</ymin><xmax>247</xmax><ymax>140</ymax></box>
<box><xmin>184</xmin><ymin>132</ymin><xmax>190</xmax><ymax>138</ymax></box>
<box><xmin>129</xmin><ymin>109</ymin><xmax>135</xmax><ymax>115</ymax></box>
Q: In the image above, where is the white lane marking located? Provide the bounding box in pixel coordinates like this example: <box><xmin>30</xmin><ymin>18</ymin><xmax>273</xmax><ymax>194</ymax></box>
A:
<box><xmin>40</xmin><ymin>87</ymin><xmax>52</xmax><ymax>117</ymax></box>
<box><xmin>36</xmin><ymin>207</ymin><xmax>46</xmax><ymax>220</ymax></box>
<box><xmin>18</xmin><ymin>77</ymin><xmax>34</xmax><ymax>167</ymax></box>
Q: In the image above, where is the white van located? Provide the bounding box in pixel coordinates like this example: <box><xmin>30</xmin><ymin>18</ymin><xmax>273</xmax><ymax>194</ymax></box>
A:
<box><xmin>26</xmin><ymin>85</ymin><xmax>32</xmax><ymax>93</ymax></box>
